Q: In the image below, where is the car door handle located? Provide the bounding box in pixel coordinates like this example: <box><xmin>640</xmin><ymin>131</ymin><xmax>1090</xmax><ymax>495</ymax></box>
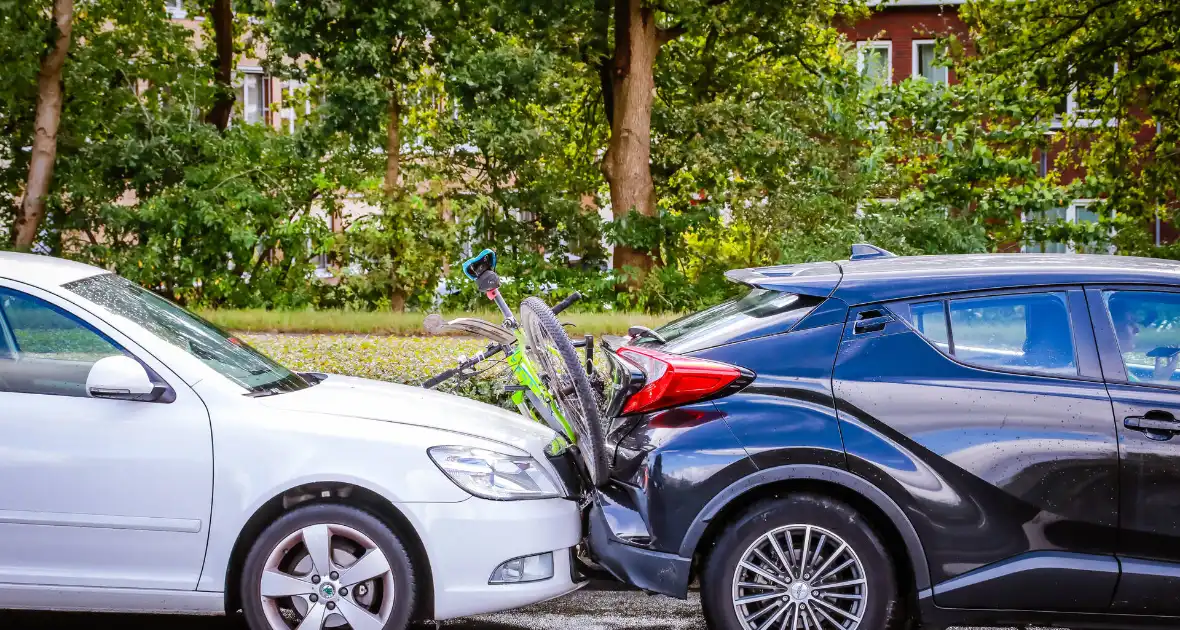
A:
<box><xmin>853</xmin><ymin>315</ymin><xmax>893</xmax><ymax>335</ymax></box>
<box><xmin>1124</xmin><ymin>415</ymin><xmax>1180</xmax><ymax>433</ymax></box>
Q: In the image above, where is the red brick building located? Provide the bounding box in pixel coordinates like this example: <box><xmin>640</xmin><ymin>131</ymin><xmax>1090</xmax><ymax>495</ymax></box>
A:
<box><xmin>844</xmin><ymin>0</ymin><xmax>1162</xmax><ymax>252</ymax></box>
<box><xmin>842</xmin><ymin>0</ymin><xmax>969</xmax><ymax>87</ymax></box>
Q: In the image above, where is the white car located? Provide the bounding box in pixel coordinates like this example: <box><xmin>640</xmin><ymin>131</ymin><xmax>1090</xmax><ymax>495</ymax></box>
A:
<box><xmin>0</xmin><ymin>252</ymin><xmax>585</xmax><ymax>629</ymax></box>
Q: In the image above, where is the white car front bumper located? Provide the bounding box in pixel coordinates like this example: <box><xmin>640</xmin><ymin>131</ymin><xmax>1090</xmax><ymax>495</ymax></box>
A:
<box><xmin>401</xmin><ymin>496</ymin><xmax>584</xmax><ymax>620</ymax></box>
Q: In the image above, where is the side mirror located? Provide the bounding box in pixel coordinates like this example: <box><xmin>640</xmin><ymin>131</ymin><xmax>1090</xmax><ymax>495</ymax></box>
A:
<box><xmin>87</xmin><ymin>355</ymin><xmax>166</xmax><ymax>402</ymax></box>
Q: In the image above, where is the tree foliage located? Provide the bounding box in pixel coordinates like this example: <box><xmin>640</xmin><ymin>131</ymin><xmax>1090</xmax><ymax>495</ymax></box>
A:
<box><xmin>879</xmin><ymin>0</ymin><xmax>1179</xmax><ymax>256</ymax></box>
<box><xmin>6</xmin><ymin>0</ymin><xmax>1177</xmax><ymax>315</ymax></box>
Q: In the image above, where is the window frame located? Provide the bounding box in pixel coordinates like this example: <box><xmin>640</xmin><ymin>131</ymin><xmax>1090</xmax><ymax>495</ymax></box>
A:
<box><xmin>280</xmin><ymin>79</ymin><xmax>312</xmax><ymax>133</ymax></box>
<box><xmin>236</xmin><ymin>68</ymin><xmax>267</xmax><ymax>126</ymax></box>
<box><xmin>1085</xmin><ymin>284</ymin><xmax>1180</xmax><ymax>390</ymax></box>
<box><xmin>1048</xmin><ymin>63</ymin><xmax>1120</xmax><ymax>130</ymax></box>
<box><xmin>1021</xmin><ymin>198</ymin><xmax>1117</xmax><ymax>254</ymax></box>
<box><xmin>0</xmin><ymin>278</ymin><xmax>179</xmax><ymax>401</ymax></box>
<box><xmin>165</xmin><ymin>0</ymin><xmax>187</xmax><ymax>19</ymax></box>
<box><xmin>856</xmin><ymin>40</ymin><xmax>893</xmax><ymax>86</ymax></box>
<box><xmin>911</xmin><ymin>40</ymin><xmax>948</xmax><ymax>85</ymax></box>
<box><xmin>0</xmin><ymin>287</ymin><xmax>125</xmax><ymax>362</ymax></box>
<box><xmin>889</xmin><ymin>285</ymin><xmax>1102</xmax><ymax>381</ymax></box>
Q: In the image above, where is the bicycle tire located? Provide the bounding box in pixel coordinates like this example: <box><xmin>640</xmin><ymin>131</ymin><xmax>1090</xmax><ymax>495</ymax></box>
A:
<box><xmin>519</xmin><ymin>296</ymin><xmax>610</xmax><ymax>487</ymax></box>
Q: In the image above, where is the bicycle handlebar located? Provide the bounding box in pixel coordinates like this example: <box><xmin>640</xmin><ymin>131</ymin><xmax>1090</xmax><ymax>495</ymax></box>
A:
<box><xmin>422</xmin><ymin>366</ymin><xmax>463</xmax><ymax>390</ymax></box>
<box><xmin>423</xmin><ymin>343</ymin><xmax>505</xmax><ymax>389</ymax></box>
<box><xmin>551</xmin><ymin>291</ymin><xmax>582</xmax><ymax>315</ymax></box>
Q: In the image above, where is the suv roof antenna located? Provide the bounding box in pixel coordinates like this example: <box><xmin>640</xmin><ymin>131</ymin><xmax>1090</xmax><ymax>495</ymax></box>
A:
<box><xmin>850</xmin><ymin>243</ymin><xmax>898</xmax><ymax>261</ymax></box>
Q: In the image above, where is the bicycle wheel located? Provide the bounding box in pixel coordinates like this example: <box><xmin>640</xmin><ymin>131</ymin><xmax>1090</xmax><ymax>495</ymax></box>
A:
<box><xmin>519</xmin><ymin>296</ymin><xmax>610</xmax><ymax>487</ymax></box>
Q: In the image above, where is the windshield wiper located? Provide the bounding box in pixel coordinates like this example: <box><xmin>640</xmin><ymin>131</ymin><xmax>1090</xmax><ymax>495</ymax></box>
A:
<box><xmin>246</xmin><ymin>388</ymin><xmax>284</xmax><ymax>398</ymax></box>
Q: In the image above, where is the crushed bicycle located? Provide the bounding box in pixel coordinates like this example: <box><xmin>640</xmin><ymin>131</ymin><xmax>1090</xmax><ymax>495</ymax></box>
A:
<box><xmin>421</xmin><ymin>248</ymin><xmax>610</xmax><ymax>487</ymax></box>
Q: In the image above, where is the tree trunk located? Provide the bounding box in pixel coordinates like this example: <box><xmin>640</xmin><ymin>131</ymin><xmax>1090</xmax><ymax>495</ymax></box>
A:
<box><xmin>383</xmin><ymin>90</ymin><xmax>401</xmax><ymax>198</ymax></box>
<box><xmin>205</xmin><ymin>0</ymin><xmax>235</xmax><ymax>131</ymax></box>
<box><xmin>14</xmin><ymin>0</ymin><xmax>73</xmax><ymax>251</ymax></box>
<box><xmin>390</xmin><ymin>290</ymin><xmax>407</xmax><ymax>313</ymax></box>
<box><xmin>384</xmin><ymin>88</ymin><xmax>404</xmax><ymax>311</ymax></box>
<box><xmin>601</xmin><ymin>0</ymin><xmax>662</xmax><ymax>274</ymax></box>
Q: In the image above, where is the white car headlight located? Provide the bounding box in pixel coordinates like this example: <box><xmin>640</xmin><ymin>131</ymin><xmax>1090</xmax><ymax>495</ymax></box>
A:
<box><xmin>428</xmin><ymin>446</ymin><xmax>562</xmax><ymax>500</ymax></box>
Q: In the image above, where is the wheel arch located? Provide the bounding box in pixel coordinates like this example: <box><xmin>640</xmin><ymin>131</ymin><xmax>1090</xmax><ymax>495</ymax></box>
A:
<box><xmin>222</xmin><ymin>481</ymin><xmax>435</xmax><ymax>621</ymax></box>
<box><xmin>681</xmin><ymin>465</ymin><xmax>931</xmax><ymax>594</ymax></box>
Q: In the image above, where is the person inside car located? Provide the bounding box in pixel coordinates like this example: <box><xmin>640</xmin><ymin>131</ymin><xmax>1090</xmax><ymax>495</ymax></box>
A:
<box><xmin>1109</xmin><ymin>293</ymin><xmax>1180</xmax><ymax>383</ymax></box>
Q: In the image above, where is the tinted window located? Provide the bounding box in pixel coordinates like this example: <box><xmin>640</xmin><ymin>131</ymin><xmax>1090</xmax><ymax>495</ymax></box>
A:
<box><xmin>638</xmin><ymin>289</ymin><xmax>824</xmax><ymax>354</ymax></box>
<box><xmin>907</xmin><ymin>292</ymin><xmax>1077</xmax><ymax>377</ymax></box>
<box><xmin>1104</xmin><ymin>290</ymin><xmax>1180</xmax><ymax>386</ymax></box>
<box><xmin>909</xmin><ymin>301</ymin><xmax>949</xmax><ymax>350</ymax></box>
<box><xmin>0</xmin><ymin>288</ymin><xmax>125</xmax><ymax>397</ymax></box>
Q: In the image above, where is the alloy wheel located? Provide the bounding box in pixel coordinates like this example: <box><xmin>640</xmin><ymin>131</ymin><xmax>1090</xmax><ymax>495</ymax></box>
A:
<box><xmin>258</xmin><ymin>522</ymin><xmax>395</xmax><ymax>630</ymax></box>
<box><xmin>731</xmin><ymin>524</ymin><xmax>867</xmax><ymax>630</ymax></box>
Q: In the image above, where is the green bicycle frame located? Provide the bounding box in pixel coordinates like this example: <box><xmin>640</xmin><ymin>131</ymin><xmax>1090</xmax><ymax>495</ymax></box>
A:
<box><xmin>505</xmin><ymin>327</ymin><xmax>576</xmax><ymax>447</ymax></box>
<box><xmin>457</xmin><ymin>247</ymin><xmax>577</xmax><ymax>449</ymax></box>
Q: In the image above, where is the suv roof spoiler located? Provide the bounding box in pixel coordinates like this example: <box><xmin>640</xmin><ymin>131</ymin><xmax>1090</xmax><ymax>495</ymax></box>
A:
<box><xmin>724</xmin><ymin>262</ymin><xmax>842</xmax><ymax>298</ymax></box>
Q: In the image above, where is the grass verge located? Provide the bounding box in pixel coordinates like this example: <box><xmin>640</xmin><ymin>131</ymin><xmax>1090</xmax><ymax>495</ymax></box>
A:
<box><xmin>203</xmin><ymin>308</ymin><xmax>680</xmax><ymax>336</ymax></box>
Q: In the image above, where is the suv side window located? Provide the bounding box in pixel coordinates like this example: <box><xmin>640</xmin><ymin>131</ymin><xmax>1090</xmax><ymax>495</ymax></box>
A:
<box><xmin>1102</xmin><ymin>290</ymin><xmax>1180</xmax><ymax>386</ymax></box>
<box><xmin>0</xmin><ymin>287</ymin><xmax>125</xmax><ymax>397</ymax></box>
<box><xmin>906</xmin><ymin>291</ymin><xmax>1078</xmax><ymax>377</ymax></box>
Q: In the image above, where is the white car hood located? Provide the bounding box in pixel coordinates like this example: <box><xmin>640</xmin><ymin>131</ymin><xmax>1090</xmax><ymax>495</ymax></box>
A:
<box><xmin>258</xmin><ymin>374</ymin><xmax>558</xmax><ymax>455</ymax></box>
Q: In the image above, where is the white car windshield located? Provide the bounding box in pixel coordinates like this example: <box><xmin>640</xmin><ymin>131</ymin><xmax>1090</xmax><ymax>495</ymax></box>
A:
<box><xmin>66</xmin><ymin>274</ymin><xmax>311</xmax><ymax>395</ymax></box>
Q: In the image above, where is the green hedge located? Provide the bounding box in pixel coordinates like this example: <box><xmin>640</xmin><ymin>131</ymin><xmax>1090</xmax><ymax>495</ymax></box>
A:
<box><xmin>244</xmin><ymin>334</ymin><xmax>510</xmax><ymax>406</ymax></box>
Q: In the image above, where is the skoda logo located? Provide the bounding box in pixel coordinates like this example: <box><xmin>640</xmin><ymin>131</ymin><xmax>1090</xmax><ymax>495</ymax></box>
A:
<box><xmin>320</xmin><ymin>583</ymin><xmax>336</xmax><ymax>599</ymax></box>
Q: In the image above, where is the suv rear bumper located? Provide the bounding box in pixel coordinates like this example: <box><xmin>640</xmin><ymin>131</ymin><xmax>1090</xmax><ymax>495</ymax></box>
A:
<box><xmin>586</xmin><ymin>488</ymin><xmax>692</xmax><ymax>599</ymax></box>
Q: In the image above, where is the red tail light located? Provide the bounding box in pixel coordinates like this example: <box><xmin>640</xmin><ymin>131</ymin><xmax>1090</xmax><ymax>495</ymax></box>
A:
<box><xmin>616</xmin><ymin>345</ymin><xmax>746</xmax><ymax>415</ymax></box>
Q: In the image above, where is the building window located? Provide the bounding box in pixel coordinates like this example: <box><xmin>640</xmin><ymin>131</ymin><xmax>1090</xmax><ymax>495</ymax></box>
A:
<box><xmin>1049</xmin><ymin>63</ymin><xmax>1118</xmax><ymax>129</ymax></box>
<box><xmin>912</xmin><ymin>40</ymin><xmax>948</xmax><ymax>85</ymax></box>
<box><xmin>165</xmin><ymin>0</ymin><xmax>186</xmax><ymax>19</ymax></box>
<box><xmin>1024</xmin><ymin>199</ymin><xmax>1114</xmax><ymax>254</ymax></box>
<box><xmin>279</xmin><ymin>80</ymin><xmax>311</xmax><ymax>133</ymax></box>
<box><xmin>235</xmin><ymin>71</ymin><xmax>266</xmax><ymax>125</ymax></box>
<box><xmin>856</xmin><ymin>41</ymin><xmax>892</xmax><ymax>88</ymax></box>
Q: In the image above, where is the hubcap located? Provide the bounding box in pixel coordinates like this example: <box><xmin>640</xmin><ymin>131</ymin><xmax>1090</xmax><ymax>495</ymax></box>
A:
<box><xmin>731</xmin><ymin>524</ymin><xmax>867</xmax><ymax>630</ymax></box>
<box><xmin>259</xmin><ymin>523</ymin><xmax>395</xmax><ymax>630</ymax></box>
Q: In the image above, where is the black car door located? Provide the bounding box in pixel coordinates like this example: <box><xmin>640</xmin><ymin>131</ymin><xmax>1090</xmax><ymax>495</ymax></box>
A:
<box><xmin>833</xmin><ymin>286</ymin><xmax>1122</xmax><ymax>613</ymax></box>
<box><xmin>1087</xmin><ymin>285</ymin><xmax>1180</xmax><ymax>616</ymax></box>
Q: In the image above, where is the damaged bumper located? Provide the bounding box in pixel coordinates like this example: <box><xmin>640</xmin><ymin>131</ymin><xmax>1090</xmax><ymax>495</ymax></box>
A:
<box><xmin>586</xmin><ymin>483</ymin><xmax>692</xmax><ymax>599</ymax></box>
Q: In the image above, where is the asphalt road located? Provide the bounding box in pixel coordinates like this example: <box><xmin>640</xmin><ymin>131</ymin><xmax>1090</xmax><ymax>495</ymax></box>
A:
<box><xmin>0</xmin><ymin>588</ymin><xmax>705</xmax><ymax>630</ymax></box>
<box><xmin>0</xmin><ymin>588</ymin><xmax>1038</xmax><ymax>630</ymax></box>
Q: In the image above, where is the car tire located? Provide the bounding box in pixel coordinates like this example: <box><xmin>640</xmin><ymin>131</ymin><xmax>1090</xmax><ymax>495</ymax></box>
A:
<box><xmin>701</xmin><ymin>493</ymin><xmax>901</xmax><ymax>630</ymax></box>
<box><xmin>241</xmin><ymin>503</ymin><xmax>417</xmax><ymax>630</ymax></box>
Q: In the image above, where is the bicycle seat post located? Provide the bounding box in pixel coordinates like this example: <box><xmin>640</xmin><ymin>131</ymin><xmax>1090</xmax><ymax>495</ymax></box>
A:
<box><xmin>487</xmin><ymin>286</ymin><xmax>516</xmax><ymax>328</ymax></box>
<box><xmin>463</xmin><ymin>248</ymin><xmax>517</xmax><ymax>328</ymax></box>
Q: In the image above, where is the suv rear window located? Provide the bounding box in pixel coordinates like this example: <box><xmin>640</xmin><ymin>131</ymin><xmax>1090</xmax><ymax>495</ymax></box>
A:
<box><xmin>635</xmin><ymin>289</ymin><xmax>825</xmax><ymax>354</ymax></box>
<box><xmin>905</xmin><ymin>292</ymin><xmax>1078</xmax><ymax>377</ymax></box>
